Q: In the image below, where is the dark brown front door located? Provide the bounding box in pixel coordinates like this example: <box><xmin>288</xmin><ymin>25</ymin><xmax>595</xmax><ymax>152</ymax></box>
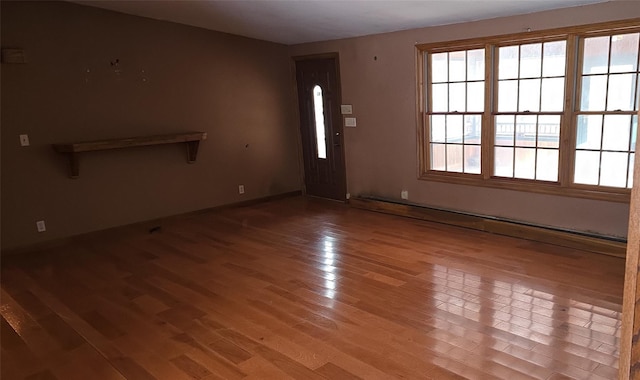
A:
<box><xmin>295</xmin><ymin>56</ymin><xmax>346</xmax><ymax>201</ymax></box>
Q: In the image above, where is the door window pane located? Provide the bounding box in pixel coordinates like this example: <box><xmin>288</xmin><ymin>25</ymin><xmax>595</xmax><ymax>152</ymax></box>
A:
<box><xmin>312</xmin><ymin>85</ymin><xmax>327</xmax><ymax>159</ymax></box>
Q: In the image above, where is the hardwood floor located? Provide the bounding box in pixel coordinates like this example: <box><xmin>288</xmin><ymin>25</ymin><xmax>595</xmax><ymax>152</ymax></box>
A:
<box><xmin>0</xmin><ymin>196</ymin><xmax>625</xmax><ymax>379</ymax></box>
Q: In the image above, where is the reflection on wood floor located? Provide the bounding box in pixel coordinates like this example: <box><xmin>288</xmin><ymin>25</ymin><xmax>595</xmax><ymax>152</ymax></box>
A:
<box><xmin>1</xmin><ymin>196</ymin><xmax>624</xmax><ymax>379</ymax></box>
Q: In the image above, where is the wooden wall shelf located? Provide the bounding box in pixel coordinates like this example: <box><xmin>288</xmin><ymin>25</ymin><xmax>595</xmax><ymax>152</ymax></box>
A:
<box><xmin>52</xmin><ymin>131</ymin><xmax>207</xmax><ymax>178</ymax></box>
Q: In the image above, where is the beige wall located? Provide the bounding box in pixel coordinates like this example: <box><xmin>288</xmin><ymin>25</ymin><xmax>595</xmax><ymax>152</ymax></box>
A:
<box><xmin>1</xmin><ymin>1</ymin><xmax>301</xmax><ymax>250</ymax></box>
<box><xmin>290</xmin><ymin>1</ymin><xmax>640</xmax><ymax>238</ymax></box>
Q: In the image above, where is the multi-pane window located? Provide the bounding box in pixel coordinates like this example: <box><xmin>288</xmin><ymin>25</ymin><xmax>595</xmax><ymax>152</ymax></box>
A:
<box><xmin>428</xmin><ymin>48</ymin><xmax>484</xmax><ymax>174</ymax></box>
<box><xmin>494</xmin><ymin>41</ymin><xmax>566</xmax><ymax>181</ymax></box>
<box><xmin>419</xmin><ymin>21</ymin><xmax>640</xmax><ymax>201</ymax></box>
<box><xmin>575</xmin><ymin>32</ymin><xmax>639</xmax><ymax>188</ymax></box>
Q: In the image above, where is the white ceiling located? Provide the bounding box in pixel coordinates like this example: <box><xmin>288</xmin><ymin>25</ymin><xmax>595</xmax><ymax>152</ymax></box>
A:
<box><xmin>72</xmin><ymin>0</ymin><xmax>610</xmax><ymax>45</ymax></box>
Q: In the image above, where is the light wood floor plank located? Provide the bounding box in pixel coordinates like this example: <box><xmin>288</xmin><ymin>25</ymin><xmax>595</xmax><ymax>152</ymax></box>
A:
<box><xmin>1</xmin><ymin>196</ymin><xmax>624</xmax><ymax>379</ymax></box>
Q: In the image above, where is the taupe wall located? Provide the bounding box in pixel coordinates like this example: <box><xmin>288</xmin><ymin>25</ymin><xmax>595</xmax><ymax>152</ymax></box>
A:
<box><xmin>290</xmin><ymin>1</ymin><xmax>640</xmax><ymax>238</ymax></box>
<box><xmin>3</xmin><ymin>1</ymin><xmax>637</xmax><ymax>251</ymax></box>
<box><xmin>1</xmin><ymin>1</ymin><xmax>301</xmax><ymax>250</ymax></box>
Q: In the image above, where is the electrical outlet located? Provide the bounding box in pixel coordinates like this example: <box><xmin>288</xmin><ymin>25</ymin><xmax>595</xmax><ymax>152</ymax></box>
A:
<box><xmin>19</xmin><ymin>134</ymin><xmax>30</xmax><ymax>146</ymax></box>
<box><xmin>238</xmin><ymin>185</ymin><xmax>245</xmax><ymax>194</ymax></box>
<box><xmin>346</xmin><ymin>193</ymin><xmax>351</xmax><ymax>200</ymax></box>
<box><xmin>401</xmin><ymin>190</ymin><xmax>408</xmax><ymax>200</ymax></box>
<box><xmin>36</xmin><ymin>220</ymin><xmax>46</xmax><ymax>232</ymax></box>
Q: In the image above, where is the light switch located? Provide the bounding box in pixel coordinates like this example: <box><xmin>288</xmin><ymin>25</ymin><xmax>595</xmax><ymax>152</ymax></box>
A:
<box><xmin>19</xmin><ymin>134</ymin><xmax>30</xmax><ymax>146</ymax></box>
<box><xmin>345</xmin><ymin>117</ymin><xmax>356</xmax><ymax>127</ymax></box>
<box><xmin>340</xmin><ymin>105</ymin><xmax>353</xmax><ymax>115</ymax></box>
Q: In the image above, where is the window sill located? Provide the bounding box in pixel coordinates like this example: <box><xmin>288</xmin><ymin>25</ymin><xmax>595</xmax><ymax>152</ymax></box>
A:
<box><xmin>419</xmin><ymin>171</ymin><xmax>631</xmax><ymax>203</ymax></box>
